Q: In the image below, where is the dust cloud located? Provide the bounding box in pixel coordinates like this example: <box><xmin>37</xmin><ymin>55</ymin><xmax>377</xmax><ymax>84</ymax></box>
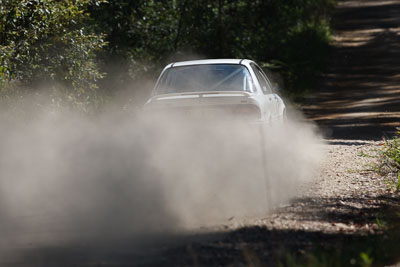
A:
<box><xmin>0</xmin><ymin>98</ymin><xmax>324</xmax><ymax>250</ymax></box>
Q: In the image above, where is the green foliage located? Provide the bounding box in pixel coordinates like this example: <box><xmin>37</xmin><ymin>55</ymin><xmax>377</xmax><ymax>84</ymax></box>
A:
<box><xmin>360</xmin><ymin>251</ymin><xmax>373</xmax><ymax>267</ymax></box>
<box><xmin>91</xmin><ymin>0</ymin><xmax>336</xmax><ymax>100</ymax></box>
<box><xmin>378</xmin><ymin>129</ymin><xmax>400</xmax><ymax>191</ymax></box>
<box><xmin>1</xmin><ymin>0</ymin><xmax>336</xmax><ymax>110</ymax></box>
<box><xmin>382</xmin><ymin>130</ymin><xmax>400</xmax><ymax>171</ymax></box>
<box><xmin>90</xmin><ymin>0</ymin><xmax>180</xmax><ymax>80</ymax></box>
<box><xmin>0</xmin><ymin>0</ymin><xmax>107</xmax><ymax>109</ymax></box>
<box><xmin>376</xmin><ymin>217</ymin><xmax>383</xmax><ymax>228</ymax></box>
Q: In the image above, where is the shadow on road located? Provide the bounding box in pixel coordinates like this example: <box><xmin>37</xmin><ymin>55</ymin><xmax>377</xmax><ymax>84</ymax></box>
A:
<box><xmin>6</xmin><ymin>194</ymin><xmax>400</xmax><ymax>267</ymax></box>
<box><xmin>303</xmin><ymin>0</ymin><xmax>400</xmax><ymax>140</ymax></box>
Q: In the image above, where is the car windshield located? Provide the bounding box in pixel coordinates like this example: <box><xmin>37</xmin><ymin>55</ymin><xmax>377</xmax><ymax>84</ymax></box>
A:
<box><xmin>154</xmin><ymin>64</ymin><xmax>255</xmax><ymax>95</ymax></box>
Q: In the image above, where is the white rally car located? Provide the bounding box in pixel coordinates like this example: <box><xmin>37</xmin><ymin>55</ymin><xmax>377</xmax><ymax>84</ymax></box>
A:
<box><xmin>144</xmin><ymin>59</ymin><xmax>286</xmax><ymax>124</ymax></box>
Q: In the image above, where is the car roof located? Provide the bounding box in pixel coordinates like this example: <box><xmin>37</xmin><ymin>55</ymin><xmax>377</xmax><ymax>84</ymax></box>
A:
<box><xmin>170</xmin><ymin>59</ymin><xmax>254</xmax><ymax>67</ymax></box>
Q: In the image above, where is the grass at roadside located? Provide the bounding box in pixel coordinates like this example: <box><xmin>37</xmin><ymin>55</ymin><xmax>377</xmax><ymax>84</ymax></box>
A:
<box><xmin>377</xmin><ymin>129</ymin><xmax>400</xmax><ymax>191</ymax></box>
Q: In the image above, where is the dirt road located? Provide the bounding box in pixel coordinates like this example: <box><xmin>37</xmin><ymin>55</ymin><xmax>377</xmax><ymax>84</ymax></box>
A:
<box><xmin>2</xmin><ymin>0</ymin><xmax>400</xmax><ymax>266</ymax></box>
<box><xmin>303</xmin><ymin>0</ymin><xmax>400</xmax><ymax>140</ymax></box>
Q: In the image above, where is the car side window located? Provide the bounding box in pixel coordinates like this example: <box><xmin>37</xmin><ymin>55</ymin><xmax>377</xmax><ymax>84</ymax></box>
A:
<box><xmin>250</xmin><ymin>63</ymin><xmax>272</xmax><ymax>94</ymax></box>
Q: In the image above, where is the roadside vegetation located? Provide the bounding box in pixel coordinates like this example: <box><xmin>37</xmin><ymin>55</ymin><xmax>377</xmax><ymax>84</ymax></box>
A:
<box><xmin>378</xmin><ymin>129</ymin><xmax>400</xmax><ymax>191</ymax></box>
<box><xmin>0</xmin><ymin>0</ymin><xmax>336</xmax><ymax>112</ymax></box>
<box><xmin>0</xmin><ymin>0</ymin><xmax>108</xmax><ymax>111</ymax></box>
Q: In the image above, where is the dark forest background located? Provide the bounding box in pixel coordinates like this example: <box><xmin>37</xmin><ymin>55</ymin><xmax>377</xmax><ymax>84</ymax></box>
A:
<box><xmin>0</xmin><ymin>0</ymin><xmax>336</xmax><ymax>112</ymax></box>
